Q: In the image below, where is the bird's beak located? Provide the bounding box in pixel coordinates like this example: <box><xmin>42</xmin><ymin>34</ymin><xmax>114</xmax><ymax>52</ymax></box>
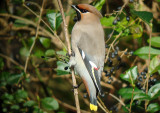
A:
<box><xmin>71</xmin><ymin>5</ymin><xmax>81</xmax><ymax>13</ymax></box>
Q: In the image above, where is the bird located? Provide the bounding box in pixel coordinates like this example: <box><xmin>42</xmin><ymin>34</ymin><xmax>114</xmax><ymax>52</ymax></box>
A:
<box><xmin>69</xmin><ymin>4</ymin><xmax>105</xmax><ymax>111</ymax></box>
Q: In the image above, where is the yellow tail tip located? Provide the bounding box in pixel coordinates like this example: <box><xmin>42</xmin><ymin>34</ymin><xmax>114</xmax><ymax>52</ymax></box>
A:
<box><xmin>90</xmin><ymin>103</ymin><xmax>98</xmax><ymax>111</ymax></box>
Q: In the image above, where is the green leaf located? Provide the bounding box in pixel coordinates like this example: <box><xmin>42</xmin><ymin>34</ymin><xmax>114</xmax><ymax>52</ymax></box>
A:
<box><xmin>94</xmin><ymin>0</ymin><xmax>105</xmax><ymax>11</ymax></box>
<box><xmin>101</xmin><ymin>16</ymin><xmax>115</xmax><ymax>27</ymax></box>
<box><xmin>147</xmin><ymin>103</ymin><xmax>160</xmax><ymax>113</ymax></box>
<box><xmin>120</xmin><ymin>66</ymin><xmax>138</xmax><ymax>87</ymax></box>
<box><xmin>11</xmin><ymin>105</ymin><xmax>20</xmax><ymax>110</ymax></box>
<box><xmin>46</xmin><ymin>10</ymin><xmax>62</xmax><ymax>30</ymax></box>
<box><xmin>1</xmin><ymin>93</ymin><xmax>14</xmax><ymax>101</ymax></box>
<box><xmin>133</xmin><ymin>93</ymin><xmax>150</xmax><ymax>101</ymax></box>
<box><xmin>41</xmin><ymin>97</ymin><xmax>59</xmax><ymax>110</ymax></box>
<box><xmin>34</xmin><ymin>49</ymin><xmax>45</xmax><ymax>58</ymax></box>
<box><xmin>28</xmin><ymin>37</ymin><xmax>36</xmax><ymax>46</ymax></box>
<box><xmin>147</xmin><ymin>37</ymin><xmax>160</xmax><ymax>48</ymax></box>
<box><xmin>118</xmin><ymin>87</ymin><xmax>143</xmax><ymax>99</ymax></box>
<box><xmin>131</xmin><ymin>10</ymin><xmax>153</xmax><ymax>25</ymax></box>
<box><xmin>56</xmin><ymin>61</ymin><xmax>70</xmax><ymax>75</ymax></box>
<box><xmin>134</xmin><ymin>46</ymin><xmax>160</xmax><ymax>59</ymax></box>
<box><xmin>148</xmin><ymin>83</ymin><xmax>160</xmax><ymax>100</ymax></box>
<box><xmin>45</xmin><ymin>49</ymin><xmax>55</xmax><ymax>57</ymax></box>
<box><xmin>0</xmin><ymin>72</ymin><xmax>24</xmax><ymax>86</ymax></box>
<box><xmin>33</xmin><ymin>106</ymin><xmax>47</xmax><ymax>113</ymax></box>
<box><xmin>149</xmin><ymin>56</ymin><xmax>160</xmax><ymax>74</ymax></box>
<box><xmin>20</xmin><ymin>47</ymin><xmax>30</xmax><ymax>57</ymax></box>
<box><xmin>7</xmin><ymin>72</ymin><xmax>24</xmax><ymax>85</ymax></box>
<box><xmin>130</xmin><ymin>25</ymin><xmax>143</xmax><ymax>39</ymax></box>
<box><xmin>23</xmin><ymin>100</ymin><xmax>37</xmax><ymax>107</ymax></box>
<box><xmin>39</xmin><ymin>37</ymin><xmax>51</xmax><ymax>48</ymax></box>
<box><xmin>14</xmin><ymin>90</ymin><xmax>28</xmax><ymax>103</ymax></box>
<box><xmin>14</xmin><ymin>19</ymin><xmax>27</xmax><ymax>27</ymax></box>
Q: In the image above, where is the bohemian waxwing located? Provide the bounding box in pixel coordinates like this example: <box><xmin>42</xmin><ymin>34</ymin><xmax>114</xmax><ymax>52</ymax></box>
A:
<box><xmin>69</xmin><ymin>4</ymin><xmax>105</xmax><ymax>111</ymax></box>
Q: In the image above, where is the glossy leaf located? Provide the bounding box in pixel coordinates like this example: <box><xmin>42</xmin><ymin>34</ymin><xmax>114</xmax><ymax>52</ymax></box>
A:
<box><xmin>56</xmin><ymin>61</ymin><xmax>70</xmax><ymax>75</ymax></box>
<box><xmin>120</xmin><ymin>66</ymin><xmax>138</xmax><ymax>87</ymax></box>
<box><xmin>131</xmin><ymin>10</ymin><xmax>153</xmax><ymax>25</ymax></box>
<box><xmin>23</xmin><ymin>100</ymin><xmax>37</xmax><ymax>107</ymax></box>
<box><xmin>94</xmin><ymin>0</ymin><xmax>105</xmax><ymax>11</ymax></box>
<box><xmin>41</xmin><ymin>97</ymin><xmax>59</xmax><ymax>110</ymax></box>
<box><xmin>46</xmin><ymin>10</ymin><xmax>62</xmax><ymax>30</ymax></box>
<box><xmin>118</xmin><ymin>87</ymin><xmax>143</xmax><ymax>99</ymax></box>
<box><xmin>39</xmin><ymin>37</ymin><xmax>51</xmax><ymax>48</ymax></box>
<box><xmin>149</xmin><ymin>55</ymin><xmax>160</xmax><ymax>74</ymax></box>
<box><xmin>45</xmin><ymin>49</ymin><xmax>55</xmax><ymax>57</ymax></box>
<box><xmin>147</xmin><ymin>103</ymin><xmax>160</xmax><ymax>113</ymax></box>
<box><xmin>147</xmin><ymin>37</ymin><xmax>160</xmax><ymax>48</ymax></box>
<box><xmin>11</xmin><ymin>105</ymin><xmax>20</xmax><ymax>110</ymax></box>
<box><xmin>134</xmin><ymin>46</ymin><xmax>160</xmax><ymax>59</ymax></box>
<box><xmin>133</xmin><ymin>93</ymin><xmax>150</xmax><ymax>101</ymax></box>
<box><xmin>148</xmin><ymin>83</ymin><xmax>160</xmax><ymax>100</ymax></box>
<box><xmin>34</xmin><ymin>49</ymin><xmax>45</xmax><ymax>58</ymax></box>
<box><xmin>130</xmin><ymin>25</ymin><xmax>143</xmax><ymax>39</ymax></box>
<box><xmin>101</xmin><ymin>16</ymin><xmax>115</xmax><ymax>27</ymax></box>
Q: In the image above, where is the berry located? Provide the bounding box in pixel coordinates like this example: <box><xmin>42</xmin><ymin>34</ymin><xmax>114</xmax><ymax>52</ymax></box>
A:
<box><xmin>143</xmin><ymin>75</ymin><xmax>147</xmax><ymax>79</ymax></box>
<box><xmin>117</xmin><ymin>56</ymin><xmax>121</xmax><ymax>61</ymax></box>
<box><xmin>114</xmin><ymin>50</ymin><xmax>118</xmax><ymax>55</ymax></box>
<box><xmin>129</xmin><ymin>51</ymin><xmax>134</xmax><ymax>55</ymax></box>
<box><xmin>138</xmin><ymin>76</ymin><xmax>143</xmax><ymax>81</ymax></box>
<box><xmin>64</xmin><ymin>66</ymin><xmax>68</xmax><ymax>70</ymax></box>
<box><xmin>113</xmin><ymin>19</ymin><xmax>118</xmax><ymax>25</ymax></box>
<box><xmin>105</xmin><ymin>72</ymin><xmax>111</xmax><ymax>76</ymax></box>
<box><xmin>111</xmin><ymin>53</ymin><xmax>115</xmax><ymax>58</ymax></box>
<box><xmin>153</xmin><ymin>78</ymin><xmax>157</xmax><ymax>83</ymax></box>
<box><xmin>126</xmin><ymin>16</ymin><xmax>130</xmax><ymax>21</ymax></box>
<box><xmin>144</xmin><ymin>67</ymin><xmax>148</xmax><ymax>72</ymax></box>
<box><xmin>83</xmin><ymin>94</ymin><xmax>87</xmax><ymax>98</ymax></box>
<box><xmin>115</xmin><ymin>46</ymin><xmax>119</xmax><ymax>51</ymax></box>
<box><xmin>104</xmin><ymin>70</ymin><xmax>108</xmax><ymax>73</ymax></box>
<box><xmin>124</xmin><ymin>52</ymin><xmax>128</xmax><ymax>55</ymax></box>
<box><xmin>105</xmin><ymin>44</ymin><xmax>109</xmax><ymax>48</ymax></box>
<box><xmin>117</xmin><ymin>7</ymin><xmax>121</xmax><ymax>11</ymax></box>
<box><xmin>109</xmin><ymin>76</ymin><xmax>113</xmax><ymax>81</ymax></box>
<box><xmin>141</xmin><ymin>72</ymin><xmax>146</xmax><ymax>75</ymax></box>
<box><xmin>110</xmin><ymin>69</ymin><xmax>114</xmax><ymax>73</ymax></box>
<box><xmin>107</xmin><ymin>81</ymin><xmax>111</xmax><ymax>84</ymax></box>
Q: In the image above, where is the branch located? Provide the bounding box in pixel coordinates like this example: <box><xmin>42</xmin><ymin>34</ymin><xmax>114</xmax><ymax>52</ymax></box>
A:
<box><xmin>24</xmin><ymin>0</ymin><xmax>45</xmax><ymax>73</ymax></box>
<box><xmin>56</xmin><ymin>0</ymin><xmax>80</xmax><ymax>113</ymax></box>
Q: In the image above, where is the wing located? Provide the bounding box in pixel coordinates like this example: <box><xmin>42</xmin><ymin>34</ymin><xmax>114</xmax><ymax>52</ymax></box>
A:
<box><xmin>77</xmin><ymin>33</ymin><xmax>105</xmax><ymax>95</ymax></box>
<box><xmin>78</xmin><ymin>47</ymin><xmax>102</xmax><ymax>95</ymax></box>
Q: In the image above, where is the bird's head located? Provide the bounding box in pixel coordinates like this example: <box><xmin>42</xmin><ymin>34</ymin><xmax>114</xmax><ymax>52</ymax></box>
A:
<box><xmin>71</xmin><ymin>4</ymin><xmax>102</xmax><ymax>22</ymax></box>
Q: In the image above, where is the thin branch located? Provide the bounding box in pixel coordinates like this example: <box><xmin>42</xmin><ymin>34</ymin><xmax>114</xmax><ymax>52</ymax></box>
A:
<box><xmin>145</xmin><ymin>23</ymin><xmax>152</xmax><ymax>110</ymax></box>
<box><xmin>97</xmin><ymin>96</ymin><xmax>110</xmax><ymax>113</ymax></box>
<box><xmin>24</xmin><ymin>0</ymin><xmax>45</xmax><ymax>73</ymax></box>
<box><xmin>0</xmin><ymin>53</ymin><xmax>24</xmax><ymax>69</ymax></box>
<box><xmin>56</xmin><ymin>0</ymin><xmax>80</xmax><ymax>113</ymax></box>
<box><xmin>129</xmin><ymin>87</ymin><xmax>135</xmax><ymax>113</ymax></box>
<box><xmin>23</xmin><ymin>3</ymin><xmax>67</xmax><ymax>50</ymax></box>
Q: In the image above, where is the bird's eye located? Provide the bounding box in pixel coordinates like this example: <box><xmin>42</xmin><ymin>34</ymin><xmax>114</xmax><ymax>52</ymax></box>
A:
<box><xmin>81</xmin><ymin>9</ymin><xmax>88</xmax><ymax>13</ymax></box>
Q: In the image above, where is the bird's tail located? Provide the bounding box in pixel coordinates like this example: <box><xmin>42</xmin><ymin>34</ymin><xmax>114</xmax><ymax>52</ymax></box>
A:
<box><xmin>90</xmin><ymin>97</ymin><xmax>98</xmax><ymax>111</ymax></box>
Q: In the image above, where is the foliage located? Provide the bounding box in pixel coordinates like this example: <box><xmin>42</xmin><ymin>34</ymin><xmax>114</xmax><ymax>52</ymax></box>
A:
<box><xmin>0</xmin><ymin>0</ymin><xmax>160</xmax><ymax>113</ymax></box>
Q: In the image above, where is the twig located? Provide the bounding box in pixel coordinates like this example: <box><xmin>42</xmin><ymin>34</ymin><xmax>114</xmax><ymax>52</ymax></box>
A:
<box><xmin>145</xmin><ymin>24</ymin><xmax>152</xmax><ymax>111</ymax></box>
<box><xmin>56</xmin><ymin>0</ymin><xmax>80</xmax><ymax>113</ymax></box>
<box><xmin>97</xmin><ymin>101</ymin><xmax>108</xmax><ymax>113</ymax></box>
<box><xmin>24</xmin><ymin>0</ymin><xmax>45</xmax><ymax>73</ymax></box>
<box><xmin>97</xmin><ymin>96</ymin><xmax>110</xmax><ymax>113</ymax></box>
<box><xmin>105</xmin><ymin>31</ymin><xmax>122</xmax><ymax>63</ymax></box>
<box><xmin>0</xmin><ymin>53</ymin><xmax>24</xmax><ymax>69</ymax></box>
<box><xmin>129</xmin><ymin>87</ymin><xmax>135</xmax><ymax>113</ymax></box>
<box><xmin>23</xmin><ymin>3</ymin><xmax>67</xmax><ymax>50</ymax></box>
